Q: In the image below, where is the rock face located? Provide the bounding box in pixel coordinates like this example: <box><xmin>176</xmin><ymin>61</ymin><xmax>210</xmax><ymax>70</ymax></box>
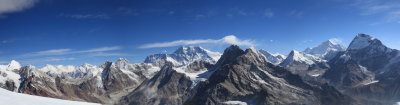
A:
<box><xmin>186</xmin><ymin>45</ymin><xmax>355</xmax><ymax>105</ymax></box>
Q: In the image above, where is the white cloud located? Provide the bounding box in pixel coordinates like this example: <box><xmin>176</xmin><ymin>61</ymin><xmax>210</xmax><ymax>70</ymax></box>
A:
<box><xmin>34</xmin><ymin>49</ymin><xmax>72</xmax><ymax>55</ymax></box>
<box><xmin>138</xmin><ymin>35</ymin><xmax>255</xmax><ymax>48</ymax></box>
<box><xmin>0</xmin><ymin>0</ymin><xmax>39</xmax><ymax>16</ymax></box>
<box><xmin>28</xmin><ymin>46</ymin><xmax>122</xmax><ymax>56</ymax></box>
<box><xmin>77</xmin><ymin>46</ymin><xmax>121</xmax><ymax>53</ymax></box>
<box><xmin>329</xmin><ymin>38</ymin><xmax>343</xmax><ymax>44</ymax></box>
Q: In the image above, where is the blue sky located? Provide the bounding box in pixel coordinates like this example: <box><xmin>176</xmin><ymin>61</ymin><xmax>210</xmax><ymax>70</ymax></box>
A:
<box><xmin>0</xmin><ymin>0</ymin><xmax>399</xmax><ymax>66</ymax></box>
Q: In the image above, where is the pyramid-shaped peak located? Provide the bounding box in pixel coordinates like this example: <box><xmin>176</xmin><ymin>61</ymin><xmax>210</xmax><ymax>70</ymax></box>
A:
<box><xmin>348</xmin><ymin>34</ymin><xmax>381</xmax><ymax>50</ymax></box>
<box><xmin>7</xmin><ymin>60</ymin><xmax>21</xmax><ymax>70</ymax></box>
<box><xmin>116</xmin><ymin>58</ymin><xmax>129</xmax><ymax>64</ymax></box>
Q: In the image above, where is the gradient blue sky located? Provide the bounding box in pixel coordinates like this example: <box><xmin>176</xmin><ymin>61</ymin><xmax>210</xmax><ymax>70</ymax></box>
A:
<box><xmin>0</xmin><ymin>0</ymin><xmax>399</xmax><ymax>66</ymax></box>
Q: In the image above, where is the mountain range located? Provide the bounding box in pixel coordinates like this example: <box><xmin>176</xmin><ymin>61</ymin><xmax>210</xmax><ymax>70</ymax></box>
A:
<box><xmin>0</xmin><ymin>33</ymin><xmax>399</xmax><ymax>105</ymax></box>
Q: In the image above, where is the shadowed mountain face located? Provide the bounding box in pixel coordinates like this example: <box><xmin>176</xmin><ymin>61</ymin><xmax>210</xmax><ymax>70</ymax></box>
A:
<box><xmin>185</xmin><ymin>45</ymin><xmax>356</xmax><ymax>105</ymax></box>
<box><xmin>320</xmin><ymin>34</ymin><xmax>400</xmax><ymax>104</ymax></box>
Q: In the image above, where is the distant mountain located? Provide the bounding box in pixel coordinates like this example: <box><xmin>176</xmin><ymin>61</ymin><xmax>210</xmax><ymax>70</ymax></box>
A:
<box><xmin>144</xmin><ymin>46</ymin><xmax>221</xmax><ymax>66</ymax></box>
<box><xmin>258</xmin><ymin>49</ymin><xmax>286</xmax><ymax>65</ymax></box>
<box><xmin>0</xmin><ymin>60</ymin><xmax>22</xmax><ymax>91</ymax></box>
<box><xmin>304</xmin><ymin>40</ymin><xmax>346</xmax><ymax>60</ymax></box>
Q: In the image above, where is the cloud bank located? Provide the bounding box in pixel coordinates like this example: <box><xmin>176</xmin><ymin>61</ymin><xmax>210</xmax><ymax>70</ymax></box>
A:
<box><xmin>0</xmin><ymin>0</ymin><xmax>39</xmax><ymax>16</ymax></box>
<box><xmin>138</xmin><ymin>35</ymin><xmax>255</xmax><ymax>48</ymax></box>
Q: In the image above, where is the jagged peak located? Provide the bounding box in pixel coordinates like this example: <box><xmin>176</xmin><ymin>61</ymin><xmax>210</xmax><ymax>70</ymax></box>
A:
<box><xmin>116</xmin><ymin>58</ymin><xmax>129</xmax><ymax>64</ymax></box>
<box><xmin>173</xmin><ymin>46</ymin><xmax>187</xmax><ymax>54</ymax></box>
<box><xmin>225</xmin><ymin>45</ymin><xmax>243</xmax><ymax>53</ymax></box>
<box><xmin>246</xmin><ymin>46</ymin><xmax>259</xmax><ymax>54</ymax></box>
<box><xmin>7</xmin><ymin>60</ymin><xmax>21</xmax><ymax>70</ymax></box>
<box><xmin>215</xmin><ymin>45</ymin><xmax>245</xmax><ymax>65</ymax></box>
<box><xmin>348</xmin><ymin>33</ymin><xmax>382</xmax><ymax>50</ymax></box>
<box><xmin>173</xmin><ymin>46</ymin><xmax>208</xmax><ymax>54</ymax></box>
<box><xmin>280</xmin><ymin>50</ymin><xmax>325</xmax><ymax>66</ymax></box>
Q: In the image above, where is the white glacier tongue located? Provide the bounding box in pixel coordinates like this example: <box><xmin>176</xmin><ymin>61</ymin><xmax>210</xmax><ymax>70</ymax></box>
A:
<box><xmin>303</xmin><ymin>40</ymin><xmax>346</xmax><ymax>58</ymax></box>
<box><xmin>348</xmin><ymin>34</ymin><xmax>376</xmax><ymax>50</ymax></box>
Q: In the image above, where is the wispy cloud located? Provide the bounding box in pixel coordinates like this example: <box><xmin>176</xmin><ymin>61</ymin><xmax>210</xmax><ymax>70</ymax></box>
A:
<box><xmin>351</xmin><ymin>0</ymin><xmax>400</xmax><ymax>24</ymax></box>
<box><xmin>302</xmin><ymin>40</ymin><xmax>313</xmax><ymax>43</ymax></box>
<box><xmin>90</xmin><ymin>52</ymin><xmax>130</xmax><ymax>57</ymax></box>
<box><xmin>21</xmin><ymin>57</ymin><xmax>76</xmax><ymax>64</ymax></box>
<box><xmin>139</xmin><ymin>35</ymin><xmax>255</xmax><ymax>48</ymax></box>
<box><xmin>27</xmin><ymin>46</ymin><xmax>122</xmax><ymax>56</ymax></box>
<box><xmin>60</xmin><ymin>13</ymin><xmax>111</xmax><ymax>19</ymax></box>
<box><xmin>0</xmin><ymin>0</ymin><xmax>39</xmax><ymax>17</ymax></box>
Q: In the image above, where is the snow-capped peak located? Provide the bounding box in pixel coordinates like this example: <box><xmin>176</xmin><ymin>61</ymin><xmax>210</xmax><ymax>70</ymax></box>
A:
<box><xmin>40</xmin><ymin>63</ymin><xmax>102</xmax><ymax>79</ymax></box>
<box><xmin>116</xmin><ymin>58</ymin><xmax>129</xmax><ymax>64</ymax></box>
<box><xmin>0</xmin><ymin>60</ymin><xmax>22</xmax><ymax>71</ymax></box>
<box><xmin>280</xmin><ymin>50</ymin><xmax>326</xmax><ymax>66</ymax></box>
<box><xmin>303</xmin><ymin>40</ymin><xmax>346</xmax><ymax>58</ymax></box>
<box><xmin>348</xmin><ymin>33</ymin><xmax>378</xmax><ymax>50</ymax></box>
<box><xmin>8</xmin><ymin>60</ymin><xmax>21</xmax><ymax>70</ymax></box>
<box><xmin>144</xmin><ymin>46</ymin><xmax>221</xmax><ymax>65</ymax></box>
<box><xmin>258</xmin><ymin>50</ymin><xmax>286</xmax><ymax>65</ymax></box>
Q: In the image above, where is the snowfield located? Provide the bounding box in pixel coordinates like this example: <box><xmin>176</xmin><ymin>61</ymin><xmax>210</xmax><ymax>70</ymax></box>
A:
<box><xmin>0</xmin><ymin>88</ymin><xmax>100</xmax><ymax>105</ymax></box>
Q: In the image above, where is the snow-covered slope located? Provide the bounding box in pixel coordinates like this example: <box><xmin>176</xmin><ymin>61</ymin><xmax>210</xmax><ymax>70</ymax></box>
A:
<box><xmin>258</xmin><ymin>50</ymin><xmax>286</xmax><ymax>65</ymax></box>
<box><xmin>347</xmin><ymin>34</ymin><xmax>378</xmax><ymax>50</ymax></box>
<box><xmin>280</xmin><ymin>50</ymin><xmax>326</xmax><ymax>66</ymax></box>
<box><xmin>144</xmin><ymin>46</ymin><xmax>221</xmax><ymax>66</ymax></box>
<box><xmin>304</xmin><ymin>40</ymin><xmax>346</xmax><ymax>59</ymax></box>
<box><xmin>0</xmin><ymin>88</ymin><xmax>99</xmax><ymax>105</ymax></box>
